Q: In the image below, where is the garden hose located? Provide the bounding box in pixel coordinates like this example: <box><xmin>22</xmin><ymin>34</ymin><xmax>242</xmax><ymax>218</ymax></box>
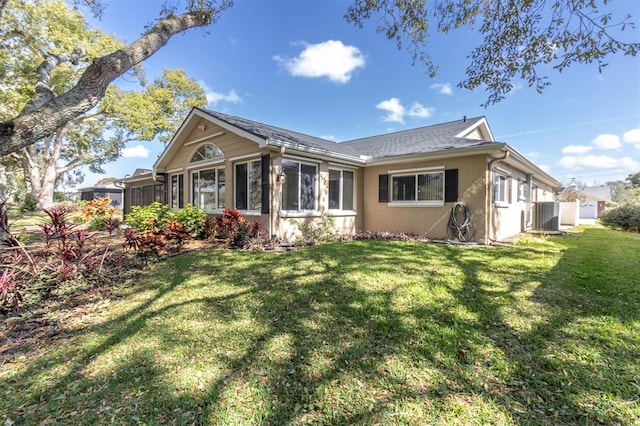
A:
<box><xmin>447</xmin><ymin>202</ymin><xmax>475</xmax><ymax>242</ymax></box>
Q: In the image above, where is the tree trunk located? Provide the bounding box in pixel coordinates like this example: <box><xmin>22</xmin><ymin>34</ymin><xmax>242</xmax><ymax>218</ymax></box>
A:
<box><xmin>0</xmin><ymin>10</ymin><xmax>220</xmax><ymax>157</ymax></box>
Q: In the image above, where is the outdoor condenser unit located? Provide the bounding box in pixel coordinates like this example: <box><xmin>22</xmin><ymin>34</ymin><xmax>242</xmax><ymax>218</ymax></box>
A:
<box><xmin>533</xmin><ymin>201</ymin><xmax>560</xmax><ymax>232</ymax></box>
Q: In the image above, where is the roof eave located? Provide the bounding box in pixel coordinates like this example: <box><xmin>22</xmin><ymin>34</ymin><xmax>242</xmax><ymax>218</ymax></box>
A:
<box><xmin>503</xmin><ymin>145</ymin><xmax>562</xmax><ymax>188</ymax></box>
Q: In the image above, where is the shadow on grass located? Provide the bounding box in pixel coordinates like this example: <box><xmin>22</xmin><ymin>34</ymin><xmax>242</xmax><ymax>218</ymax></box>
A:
<box><xmin>1</xmin><ymin>227</ymin><xmax>639</xmax><ymax>424</ymax></box>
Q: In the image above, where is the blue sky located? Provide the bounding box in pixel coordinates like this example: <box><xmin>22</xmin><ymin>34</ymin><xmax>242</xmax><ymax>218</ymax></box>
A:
<box><xmin>81</xmin><ymin>0</ymin><xmax>640</xmax><ymax>188</ymax></box>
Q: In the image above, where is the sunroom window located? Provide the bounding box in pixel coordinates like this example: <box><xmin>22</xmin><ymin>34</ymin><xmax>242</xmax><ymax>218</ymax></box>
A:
<box><xmin>282</xmin><ymin>160</ymin><xmax>317</xmax><ymax>211</ymax></box>
<box><xmin>329</xmin><ymin>169</ymin><xmax>354</xmax><ymax>211</ymax></box>
<box><xmin>235</xmin><ymin>160</ymin><xmax>262</xmax><ymax>211</ymax></box>
<box><xmin>192</xmin><ymin>167</ymin><xmax>225</xmax><ymax>212</ymax></box>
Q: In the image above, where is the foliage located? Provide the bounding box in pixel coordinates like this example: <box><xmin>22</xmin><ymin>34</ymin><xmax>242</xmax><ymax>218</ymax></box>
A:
<box><xmin>345</xmin><ymin>0</ymin><xmax>639</xmax><ymax>106</ymax></box>
<box><xmin>0</xmin><ymin>0</ymin><xmax>232</xmax><ymax>157</ymax></box>
<box><xmin>123</xmin><ymin>227</ymin><xmax>167</xmax><ymax>257</ymax></box>
<box><xmin>555</xmin><ymin>189</ymin><xmax>584</xmax><ymax>202</ymax></box>
<box><xmin>19</xmin><ymin>193</ymin><xmax>38</xmax><ymax>213</ymax></box>
<box><xmin>171</xmin><ymin>204</ymin><xmax>206</xmax><ymax>238</ymax></box>
<box><xmin>80</xmin><ymin>198</ymin><xmax>118</xmax><ymax>231</ymax></box>
<box><xmin>627</xmin><ymin>172</ymin><xmax>640</xmax><ymax>188</ymax></box>
<box><xmin>600</xmin><ymin>205</ymin><xmax>640</xmax><ymax>232</ymax></box>
<box><xmin>1</xmin><ymin>1</ymin><xmax>208</xmax><ymax>208</ymax></box>
<box><xmin>0</xmin><ymin>204</ymin><xmax>127</xmax><ymax>312</ymax></box>
<box><xmin>163</xmin><ymin>220</ymin><xmax>193</xmax><ymax>250</ymax></box>
<box><xmin>290</xmin><ymin>214</ymin><xmax>336</xmax><ymax>245</ymax></box>
<box><xmin>213</xmin><ymin>208</ymin><xmax>265</xmax><ymax>248</ymax></box>
<box><xmin>1</xmin><ymin>227</ymin><xmax>638</xmax><ymax>423</ymax></box>
<box><xmin>125</xmin><ymin>202</ymin><xmax>172</xmax><ymax>231</ymax></box>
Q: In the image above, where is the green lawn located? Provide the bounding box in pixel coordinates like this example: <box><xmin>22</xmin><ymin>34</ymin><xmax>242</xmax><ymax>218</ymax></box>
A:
<box><xmin>1</xmin><ymin>226</ymin><xmax>639</xmax><ymax>425</ymax></box>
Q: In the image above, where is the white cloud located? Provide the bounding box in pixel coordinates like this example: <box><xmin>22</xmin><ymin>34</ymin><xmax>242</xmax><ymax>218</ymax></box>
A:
<box><xmin>562</xmin><ymin>144</ymin><xmax>593</xmax><ymax>154</ymax></box>
<box><xmin>376</xmin><ymin>97</ymin><xmax>406</xmax><ymax>123</ymax></box>
<box><xmin>592</xmin><ymin>133</ymin><xmax>621</xmax><ymax>150</ymax></box>
<box><xmin>430</xmin><ymin>83</ymin><xmax>453</xmax><ymax>95</ymax></box>
<box><xmin>558</xmin><ymin>154</ymin><xmax>638</xmax><ymax>170</ymax></box>
<box><xmin>121</xmin><ymin>144</ymin><xmax>150</xmax><ymax>159</ymax></box>
<box><xmin>274</xmin><ymin>40</ymin><xmax>366</xmax><ymax>84</ymax></box>
<box><xmin>526</xmin><ymin>151</ymin><xmax>540</xmax><ymax>159</ymax></box>
<box><xmin>623</xmin><ymin>128</ymin><xmax>640</xmax><ymax>149</ymax></box>
<box><xmin>408</xmin><ymin>102</ymin><xmax>435</xmax><ymax>119</ymax></box>
<box><xmin>206</xmin><ymin>89</ymin><xmax>242</xmax><ymax>105</ymax></box>
<box><xmin>320</xmin><ymin>134</ymin><xmax>336</xmax><ymax>141</ymax></box>
<box><xmin>539</xmin><ymin>164</ymin><xmax>552</xmax><ymax>173</ymax></box>
<box><xmin>376</xmin><ymin>98</ymin><xmax>434</xmax><ymax>124</ymax></box>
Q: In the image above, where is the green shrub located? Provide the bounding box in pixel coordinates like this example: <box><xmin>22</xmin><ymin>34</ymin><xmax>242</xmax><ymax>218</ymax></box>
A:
<box><xmin>600</xmin><ymin>205</ymin><xmax>640</xmax><ymax>232</ymax></box>
<box><xmin>290</xmin><ymin>214</ymin><xmax>336</xmax><ymax>245</ymax></box>
<box><xmin>171</xmin><ymin>204</ymin><xmax>206</xmax><ymax>238</ymax></box>
<box><xmin>20</xmin><ymin>194</ymin><xmax>38</xmax><ymax>212</ymax></box>
<box><xmin>125</xmin><ymin>202</ymin><xmax>172</xmax><ymax>231</ymax></box>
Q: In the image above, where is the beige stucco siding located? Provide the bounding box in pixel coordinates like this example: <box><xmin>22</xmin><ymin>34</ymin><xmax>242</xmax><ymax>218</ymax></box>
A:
<box><xmin>164</xmin><ymin>120</ymin><xmax>259</xmax><ymax>172</ymax></box>
<box><xmin>361</xmin><ymin>156</ymin><xmax>488</xmax><ymax>242</ymax></box>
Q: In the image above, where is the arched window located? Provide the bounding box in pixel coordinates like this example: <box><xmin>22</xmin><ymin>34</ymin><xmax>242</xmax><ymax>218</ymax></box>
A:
<box><xmin>190</xmin><ymin>143</ymin><xmax>223</xmax><ymax>163</ymax></box>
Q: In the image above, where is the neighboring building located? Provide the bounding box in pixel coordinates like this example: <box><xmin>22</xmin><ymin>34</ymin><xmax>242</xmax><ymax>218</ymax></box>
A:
<box><xmin>120</xmin><ymin>108</ymin><xmax>561</xmax><ymax>243</ymax></box>
<box><xmin>77</xmin><ymin>180</ymin><xmax>124</xmax><ymax>208</ymax></box>
<box><xmin>575</xmin><ymin>185</ymin><xmax>614</xmax><ymax>219</ymax></box>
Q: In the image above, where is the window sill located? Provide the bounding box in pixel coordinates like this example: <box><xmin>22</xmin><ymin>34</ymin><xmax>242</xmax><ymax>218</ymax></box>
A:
<box><xmin>237</xmin><ymin>210</ymin><xmax>263</xmax><ymax>216</ymax></box>
<box><xmin>327</xmin><ymin>210</ymin><xmax>357</xmax><ymax>217</ymax></box>
<box><xmin>280</xmin><ymin>210</ymin><xmax>322</xmax><ymax>218</ymax></box>
<box><xmin>388</xmin><ymin>201</ymin><xmax>444</xmax><ymax>208</ymax></box>
<box><xmin>494</xmin><ymin>202</ymin><xmax>510</xmax><ymax>208</ymax></box>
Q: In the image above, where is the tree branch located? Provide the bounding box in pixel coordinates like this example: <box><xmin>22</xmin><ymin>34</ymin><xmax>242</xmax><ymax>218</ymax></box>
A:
<box><xmin>0</xmin><ymin>7</ymin><xmax>229</xmax><ymax>157</ymax></box>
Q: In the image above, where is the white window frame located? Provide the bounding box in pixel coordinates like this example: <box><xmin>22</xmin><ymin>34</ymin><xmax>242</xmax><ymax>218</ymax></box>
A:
<box><xmin>493</xmin><ymin>169</ymin><xmax>510</xmax><ymax>206</ymax></box>
<box><xmin>280</xmin><ymin>159</ymin><xmax>318</xmax><ymax>215</ymax></box>
<box><xmin>234</xmin><ymin>159</ymin><xmax>262</xmax><ymax>213</ymax></box>
<box><xmin>191</xmin><ymin>167</ymin><xmax>225</xmax><ymax>213</ymax></box>
<box><xmin>328</xmin><ymin>168</ymin><xmax>355</xmax><ymax>213</ymax></box>
<box><xmin>389</xmin><ymin>170</ymin><xmax>445</xmax><ymax>207</ymax></box>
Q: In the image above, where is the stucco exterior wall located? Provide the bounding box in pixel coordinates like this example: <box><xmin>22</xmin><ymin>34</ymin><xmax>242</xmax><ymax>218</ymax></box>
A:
<box><xmin>361</xmin><ymin>155</ymin><xmax>488</xmax><ymax>242</ymax></box>
<box><xmin>488</xmin><ymin>164</ymin><xmax>557</xmax><ymax>242</ymax></box>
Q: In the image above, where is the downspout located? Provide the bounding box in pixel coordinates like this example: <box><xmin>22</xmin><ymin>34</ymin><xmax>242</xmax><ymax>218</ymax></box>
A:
<box><xmin>486</xmin><ymin>150</ymin><xmax>509</xmax><ymax>244</ymax></box>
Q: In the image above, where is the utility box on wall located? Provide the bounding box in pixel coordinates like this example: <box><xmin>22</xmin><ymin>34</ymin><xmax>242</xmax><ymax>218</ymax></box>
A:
<box><xmin>533</xmin><ymin>201</ymin><xmax>560</xmax><ymax>232</ymax></box>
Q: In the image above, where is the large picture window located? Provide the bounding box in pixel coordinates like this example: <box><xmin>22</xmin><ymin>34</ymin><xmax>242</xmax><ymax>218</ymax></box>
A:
<box><xmin>282</xmin><ymin>160</ymin><xmax>317</xmax><ymax>211</ymax></box>
<box><xmin>235</xmin><ymin>160</ymin><xmax>262</xmax><ymax>211</ymax></box>
<box><xmin>391</xmin><ymin>172</ymin><xmax>443</xmax><ymax>203</ymax></box>
<box><xmin>329</xmin><ymin>169</ymin><xmax>354</xmax><ymax>211</ymax></box>
<box><xmin>192</xmin><ymin>167</ymin><xmax>225</xmax><ymax>211</ymax></box>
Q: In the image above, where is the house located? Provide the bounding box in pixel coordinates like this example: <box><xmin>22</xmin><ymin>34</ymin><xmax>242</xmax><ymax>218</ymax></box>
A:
<box><xmin>575</xmin><ymin>185</ymin><xmax>614</xmax><ymax>219</ymax></box>
<box><xmin>120</xmin><ymin>108</ymin><xmax>561</xmax><ymax>244</ymax></box>
<box><xmin>77</xmin><ymin>179</ymin><xmax>124</xmax><ymax>208</ymax></box>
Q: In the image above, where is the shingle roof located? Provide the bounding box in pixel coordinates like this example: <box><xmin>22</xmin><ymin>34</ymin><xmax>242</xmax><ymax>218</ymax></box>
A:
<box><xmin>201</xmin><ymin>109</ymin><xmax>496</xmax><ymax>160</ymax></box>
<box><xmin>341</xmin><ymin>117</ymin><xmax>495</xmax><ymax>158</ymax></box>
<box><xmin>202</xmin><ymin>109</ymin><xmax>361</xmax><ymax>158</ymax></box>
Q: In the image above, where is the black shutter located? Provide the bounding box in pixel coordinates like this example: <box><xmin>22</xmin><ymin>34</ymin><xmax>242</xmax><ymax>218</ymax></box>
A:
<box><xmin>178</xmin><ymin>174</ymin><xmax>184</xmax><ymax>208</ymax></box>
<box><xmin>445</xmin><ymin>169</ymin><xmax>458</xmax><ymax>202</ymax></box>
<box><xmin>261</xmin><ymin>154</ymin><xmax>270</xmax><ymax>214</ymax></box>
<box><xmin>378</xmin><ymin>174</ymin><xmax>389</xmax><ymax>202</ymax></box>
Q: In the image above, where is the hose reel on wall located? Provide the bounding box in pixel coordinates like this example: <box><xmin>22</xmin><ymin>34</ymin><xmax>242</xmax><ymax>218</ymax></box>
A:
<box><xmin>447</xmin><ymin>202</ymin><xmax>475</xmax><ymax>242</ymax></box>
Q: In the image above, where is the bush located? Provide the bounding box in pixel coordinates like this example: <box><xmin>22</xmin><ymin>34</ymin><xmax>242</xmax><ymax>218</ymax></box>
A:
<box><xmin>171</xmin><ymin>204</ymin><xmax>206</xmax><ymax>238</ymax></box>
<box><xmin>20</xmin><ymin>194</ymin><xmax>38</xmax><ymax>212</ymax></box>
<box><xmin>290</xmin><ymin>214</ymin><xmax>336</xmax><ymax>245</ymax></box>
<box><xmin>125</xmin><ymin>202</ymin><xmax>172</xmax><ymax>231</ymax></box>
<box><xmin>213</xmin><ymin>208</ymin><xmax>264</xmax><ymax>248</ymax></box>
<box><xmin>81</xmin><ymin>198</ymin><xmax>118</xmax><ymax>232</ymax></box>
<box><xmin>600</xmin><ymin>205</ymin><xmax>640</xmax><ymax>232</ymax></box>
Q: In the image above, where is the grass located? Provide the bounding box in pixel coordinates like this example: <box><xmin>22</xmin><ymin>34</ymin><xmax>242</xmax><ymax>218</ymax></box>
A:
<box><xmin>1</xmin><ymin>225</ymin><xmax>639</xmax><ymax>424</ymax></box>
